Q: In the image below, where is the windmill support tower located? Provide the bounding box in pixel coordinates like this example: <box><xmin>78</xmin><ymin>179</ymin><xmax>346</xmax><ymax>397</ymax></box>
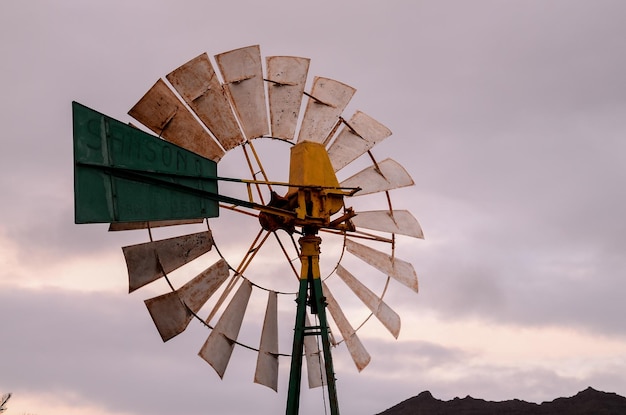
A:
<box><xmin>287</xmin><ymin>233</ymin><xmax>339</xmax><ymax>415</ymax></box>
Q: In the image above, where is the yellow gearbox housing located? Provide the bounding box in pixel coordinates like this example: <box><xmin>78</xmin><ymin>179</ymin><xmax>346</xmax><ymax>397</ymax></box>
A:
<box><xmin>287</xmin><ymin>141</ymin><xmax>345</xmax><ymax>223</ymax></box>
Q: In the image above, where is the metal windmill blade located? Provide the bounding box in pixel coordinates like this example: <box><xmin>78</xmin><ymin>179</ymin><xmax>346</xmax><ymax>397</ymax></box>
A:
<box><xmin>335</xmin><ymin>264</ymin><xmax>401</xmax><ymax>339</ymax></box>
<box><xmin>144</xmin><ymin>259</ymin><xmax>230</xmax><ymax>342</ymax></box>
<box><xmin>122</xmin><ymin>231</ymin><xmax>215</xmax><ymax>292</ymax></box>
<box><xmin>128</xmin><ymin>79</ymin><xmax>225</xmax><ymax>161</ymax></box>
<box><xmin>72</xmin><ymin>44</ymin><xmax>424</xmax><ymax>415</ymax></box>
<box><xmin>266</xmin><ymin>56</ymin><xmax>310</xmax><ymax>140</ymax></box>
<box><xmin>215</xmin><ymin>45</ymin><xmax>269</xmax><ymax>140</ymax></box>
<box><xmin>166</xmin><ymin>53</ymin><xmax>244</xmax><ymax>151</ymax></box>
<box><xmin>254</xmin><ymin>290</ymin><xmax>279</xmax><ymax>391</ymax></box>
<box><xmin>327</xmin><ymin>110</ymin><xmax>392</xmax><ymax>172</ymax></box>
<box><xmin>198</xmin><ymin>279</ymin><xmax>253</xmax><ymax>378</ymax></box>
<box><xmin>351</xmin><ymin>210</ymin><xmax>424</xmax><ymax>239</ymax></box>
<box><xmin>341</xmin><ymin>158</ymin><xmax>415</xmax><ymax>196</ymax></box>
<box><xmin>297</xmin><ymin>77</ymin><xmax>356</xmax><ymax>144</ymax></box>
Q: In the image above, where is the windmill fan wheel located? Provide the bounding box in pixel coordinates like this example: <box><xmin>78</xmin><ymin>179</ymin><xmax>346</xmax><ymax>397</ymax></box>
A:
<box><xmin>112</xmin><ymin>45</ymin><xmax>423</xmax><ymax>392</ymax></box>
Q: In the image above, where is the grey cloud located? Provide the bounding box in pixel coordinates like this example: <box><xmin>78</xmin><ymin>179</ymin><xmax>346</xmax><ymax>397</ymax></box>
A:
<box><xmin>0</xmin><ymin>286</ymin><xmax>288</xmax><ymax>415</ymax></box>
<box><xmin>3</xmin><ymin>0</ymin><xmax>626</xmax><ymax>413</ymax></box>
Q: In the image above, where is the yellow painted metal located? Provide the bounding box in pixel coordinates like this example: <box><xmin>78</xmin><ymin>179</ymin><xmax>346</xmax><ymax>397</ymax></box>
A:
<box><xmin>287</xmin><ymin>141</ymin><xmax>345</xmax><ymax>222</ymax></box>
<box><xmin>287</xmin><ymin>234</ymin><xmax>339</xmax><ymax>414</ymax></box>
<box><xmin>288</xmin><ymin>141</ymin><xmax>340</xmax><ymax>190</ymax></box>
<box><xmin>298</xmin><ymin>235</ymin><xmax>321</xmax><ymax>280</ymax></box>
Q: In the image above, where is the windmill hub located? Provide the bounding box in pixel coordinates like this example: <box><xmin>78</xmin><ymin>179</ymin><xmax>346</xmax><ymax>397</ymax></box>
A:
<box><xmin>258</xmin><ymin>191</ymin><xmax>296</xmax><ymax>233</ymax></box>
<box><xmin>259</xmin><ymin>141</ymin><xmax>355</xmax><ymax>234</ymax></box>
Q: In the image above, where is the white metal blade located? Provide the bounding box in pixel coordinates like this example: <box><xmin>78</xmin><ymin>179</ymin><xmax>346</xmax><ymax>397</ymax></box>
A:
<box><xmin>144</xmin><ymin>259</ymin><xmax>230</xmax><ymax>342</ymax></box>
<box><xmin>215</xmin><ymin>45</ymin><xmax>268</xmax><ymax>139</ymax></box>
<box><xmin>297</xmin><ymin>77</ymin><xmax>356</xmax><ymax>144</ymax></box>
<box><xmin>108</xmin><ymin>219</ymin><xmax>204</xmax><ymax>232</ymax></box>
<box><xmin>352</xmin><ymin>210</ymin><xmax>424</xmax><ymax>239</ymax></box>
<box><xmin>345</xmin><ymin>239</ymin><xmax>418</xmax><ymax>293</ymax></box>
<box><xmin>340</xmin><ymin>158</ymin><xmax>414</xmax><ymax>196</ymax></box>
<box><xmin>122</xmin><ymin>231</ymin><xmax>214</xmax><ymax>293</ymax></box>
<box><xmin>327</xmin><ymin>111</ymin><xmax>392</xmax><ymax>172</ymax></box>
<box><xmin>336</xmin><ymin>265</ymin><xmax>401</xmax><ymax>338</ymax></box>
<box><xmin>128</xmin><ymin>79</ymin><xmax>225</xmax><ymax>161</ymax></box>
<box><xmin>198</xmin><ymin>279</ymin><xmax>253</xmax><ymax>378</ymax></box>
<box><xmin>254</xmin><ymin>291</ymin><xmax>279</xmax><ymax>392</ymax></box>
<box><xmin>322</xmin><ymin>282</ymin><xmax>371</xmax><ymax>372</ymax></box>
<box><xmin>266</xmin><ymin>56</ymin><xmax>310</xmax><ymax>140</ymax></box>
<box><xmin>166</xmin><ymin>53</ymin><xmax>244</xmax><ymax>151</ymax></box>
<box><xmin>304</xmin><ymin>314</ymin><xmax>326</xmax><ymax>388</ymax></box>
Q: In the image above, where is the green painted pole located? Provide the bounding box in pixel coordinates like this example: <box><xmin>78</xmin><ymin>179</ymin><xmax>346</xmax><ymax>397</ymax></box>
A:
<box><xmin>286</xmin><ymin>234</ymin><xmax>340</xmax><ymax>415</ymax></box>
<box><xmin>286</xmin><ymin>277</ymin><xmax>309</xmax><ymax>414</ymax></box>
<box><xmin>311</xmin><ymin>276</ymin><xmax>340</xmax><ymax>415</ymax></box>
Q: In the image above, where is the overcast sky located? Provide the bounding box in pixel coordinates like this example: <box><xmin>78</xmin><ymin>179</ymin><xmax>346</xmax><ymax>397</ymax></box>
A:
<box><xmin>2</xmin><ymin>1</ymin><xmax>626</xmax><ymax>414</ymax></box>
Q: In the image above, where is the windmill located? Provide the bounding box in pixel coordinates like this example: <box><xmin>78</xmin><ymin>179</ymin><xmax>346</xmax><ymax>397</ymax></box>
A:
<box><xmin>73</xmin><ymin>45</ymin><xmax>422</xmax><ymax>414</ymax></box>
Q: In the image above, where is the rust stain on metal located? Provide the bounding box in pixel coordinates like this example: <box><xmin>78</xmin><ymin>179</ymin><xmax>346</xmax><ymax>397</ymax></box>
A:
<box><xmin>215</xmin><ymin>45</ymin><xmax>269</xmax><ymax>139</ymax></box>
<box><xmin>198</xmin><ymin>279</ymin><xmax>253</xmax><ymax>378</ymax></box>
<box><xmin>128</xmin><ymin>79</ymin><xmax>225</xmax><ymax>161</ymax></box>
<box><xmin>144</xmin><ymin>259</ymin><xmax>229</xmax><ymax>342</ymax></box>
<box><xmin>266</xmin><ymin>56</ymin><xmax>310</xmax><ymax>140</ymax></box>
<box><xmin>297</xmin><ymin>77</ymin><xmax>356</xmax><ymax>144</ymax></box>
<box><xmin>327</xmin><ymin>111</ymin><xmax>392</xmax><ymax>172</ymax></box>
<box><xmin>166</xmin><ymin>53</ymin><xmax>244</xmax><ymax>151</ymax></box>
<box><xmin>123</xmin><ymin>230</ymin><xmax>214</xmax><ymax>292</ymax></box>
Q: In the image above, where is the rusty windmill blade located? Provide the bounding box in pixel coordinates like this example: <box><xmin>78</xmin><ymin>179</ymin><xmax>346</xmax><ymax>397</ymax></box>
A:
<box><xmin>297</xmin><ymin>77</ymin><xmax>356</xmax><ymax>144</ymax></box>
<box><xmin>327</xmin><ymin>111</ymin><xmax>392</xmax><ymax>172</ymax></box>
<box><xmin>128</xmin><ymin>79</ymin><xmax>225</xmax><ymax>161</ymax></box>
<box><xmin>166</xmin><ymin>53</ymin><xmax>245</xmax><ymax>151</ymax></box>
<box><xmin>144</xmin><ymin>259</ymin><xmax>230</xmax><ymax>342</ymax></box>
<box><xmin>266</xmin><ymin>56</ymin><xmax>310</xmax><ymax>140</ymax></box>
<box><xmin>198</xmin><ymin>279</ymin><xmax>253</xmax><ymax>378</ymax></box>
<box><xmin>215</xmin><ymin>45</ymin><xmax>269</xmax><ymax>140</ymax></box>
<box><xmin>109</xmin><ymin>219</ymin><xmax>205</xmax><ymax>232</ymax></box>
<box><xmin>122</xmin><ymin>231</ymin><xmax>214</xmax><ymax>293</ymax></box>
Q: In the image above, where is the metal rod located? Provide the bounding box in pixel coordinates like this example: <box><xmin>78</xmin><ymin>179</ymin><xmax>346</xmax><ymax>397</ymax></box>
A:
<box><xmin>76</xmin><ymin>161</ymin><xmax>360</xmax><ymax>193</ymax></box>
<box><xmin>247</xmin><ymin>139</ymin><xmax>274</xmax><ymax>194</ymax></box>
<box><xmin>242</xmin><ymin>142</ymin><xmax>267</xmax><ymax>204</ymax></box>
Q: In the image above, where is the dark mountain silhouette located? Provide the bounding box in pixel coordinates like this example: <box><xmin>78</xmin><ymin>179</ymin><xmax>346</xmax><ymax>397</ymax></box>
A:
<box><xmin>376</xmin><ymin>387</ymin><xmax>626</xmax><ymax>415</ymax></box>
